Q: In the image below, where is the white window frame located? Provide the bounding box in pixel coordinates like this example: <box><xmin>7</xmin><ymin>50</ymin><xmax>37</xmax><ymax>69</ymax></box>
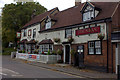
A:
<box><xmin>45</xmin><ymin>21</ymin><xmax>51</xmax><ymax>29</ymax></box>
<box><xmin>39</xmin><ymin>44</ymin><xmax>53</xmax><ymax>54</ymax></box>
<box><xmin>65</xmin><ymin>29</ymin><xmax>72</xmax><ymax>38</ymax></box>
<box><xmin>33</xmin><ymin>28</ymin><xmax>36</xmax><ymax>38</ymax></box>
<box><xmin>88</xmin><ymin>41</ymin><xmax>102</xmax><ymax>55</ymax></box>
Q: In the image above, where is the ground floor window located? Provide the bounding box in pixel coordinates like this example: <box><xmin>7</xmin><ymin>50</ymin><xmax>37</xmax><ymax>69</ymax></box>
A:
<box><xmin>39</xmin><ymin>44</ymin><xmax>53</xmax><ymax>54</ymax></box>
<box><xmin>27</xmin><ymin>44</ymin><xmax>35</xmax><ymax>54</ymax></box>
<box><xmin>88</xmin><ymin>40</ymin><xmax>102</xmax><ymax>55</ymax></box>
<box><xmin>20</xmin><ymin>44</ymin><xmax>24</xmax><ymax>51</ymax></box>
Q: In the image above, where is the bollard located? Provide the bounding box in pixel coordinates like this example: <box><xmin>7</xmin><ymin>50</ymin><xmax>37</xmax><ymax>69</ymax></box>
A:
<box><xmin>118</xmin><ymin>65</ymin><xmax>120</xmax><ymax>80</ymax></box>
<box><xmin>11</xmin><ymin>52</ymin><xmax>16</xmax><ymax>59</ymax></box>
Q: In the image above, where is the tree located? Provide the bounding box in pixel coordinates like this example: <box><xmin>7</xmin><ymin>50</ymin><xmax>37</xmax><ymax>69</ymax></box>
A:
<box><xmin>2</xmin><ymin>2</ymin><xmax>47</xmax><ymax>47</ymax></box>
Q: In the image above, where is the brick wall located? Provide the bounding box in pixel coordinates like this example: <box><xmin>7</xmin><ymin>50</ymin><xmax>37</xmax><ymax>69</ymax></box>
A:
<box><xmin>71</xmin><ymin>41</ymin><xmax>108</xmax><ymax>71</ymax></box>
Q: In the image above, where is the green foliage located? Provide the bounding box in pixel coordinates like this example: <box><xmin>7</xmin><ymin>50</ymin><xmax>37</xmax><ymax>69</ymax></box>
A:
<box><xmin>2</xmin><ymin>2</ymin><xmax>47</xmax><ymax>47</ymax></box>
<box><xmin>70</xmin><ymin>49</ymin><xmax>76</xmax><ymax>56</ymax></box>
<box><xmin>2</xmin><ymin>48</ymin><xmax>16</xmax><ymax>55</ymax></box>
<box><xmin>52</xmin><ymin>50</ymin><xmax>56</xmax><ymax>55</ymax></box>
<box><xmin>18</xmin><ymin>50</ymin><xmax>22</xmax><ymax>53</ymax></box>
<box><xmin>57</xmin><ymin>49</ymin><xmax>63</xmax><ymax>55</ymax></box>
<box><xmin>34</xmin><ymin>49</ymin><xmax>38</xmax><ymax>54</ymax></box>
<box><xmin>47</xmin><ymin>49</ymin><xmax>51</xmax><ymax>55</ymax></box>
<box><xmin>22</xmin><ymin>50</ymin><xmax>25</xmax><ymax>53</ymax></box>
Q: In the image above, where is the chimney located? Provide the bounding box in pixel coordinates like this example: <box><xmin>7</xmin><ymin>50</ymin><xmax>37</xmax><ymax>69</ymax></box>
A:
<box><xmin>31</xmin><ymin>9</ymin><xmax>36</xmax><ymax>19</ymax></box>
<box><xmin>75</xmin><ymin>0</ymin><xmax>81</xmax><ymax>6</ymax></box>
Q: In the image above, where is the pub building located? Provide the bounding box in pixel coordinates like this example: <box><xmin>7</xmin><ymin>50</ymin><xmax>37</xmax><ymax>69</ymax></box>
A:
<box><xmin>18</xmin><ymin>1</ymin><xmax>120</xmax><ymax>73</ymax></box>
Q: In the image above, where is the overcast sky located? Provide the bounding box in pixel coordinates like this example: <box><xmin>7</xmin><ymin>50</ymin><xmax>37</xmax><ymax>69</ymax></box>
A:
<box><xmin>0</xmin><ymin>0</ymin><xmax>86</xmax><ymax>16</ymax></box>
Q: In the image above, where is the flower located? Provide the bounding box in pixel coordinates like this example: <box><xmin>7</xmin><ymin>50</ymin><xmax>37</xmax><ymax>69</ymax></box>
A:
<box><xmin>53</xmin><ymin>38</ymin><xmax>60</xmax><ymax>43</ymax></box>
<box><xmin>67</xmin><ymin>36</ymin><xmax>74</xmax><ymax>42</ymax></box>
<box><xmin>98</xmin><ymin>33</ymin><xmax>105</xmax><ymax>40</ymax></box>
<box><xmin>42</xmin><ymin>51</ymin><xmax>44</xmax><ymax>54</ymax></box>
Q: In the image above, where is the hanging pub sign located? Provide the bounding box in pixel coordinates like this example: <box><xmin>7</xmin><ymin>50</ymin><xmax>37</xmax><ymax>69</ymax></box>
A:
<box><xmin>16</xmin><ymin>32</ymin><xmax>21</xmax><ymax>38</ymax></box>
<box><xmin>76</xmin><ymin>26</ymin><xmax>100</xmax><ymax>36</ymax></box>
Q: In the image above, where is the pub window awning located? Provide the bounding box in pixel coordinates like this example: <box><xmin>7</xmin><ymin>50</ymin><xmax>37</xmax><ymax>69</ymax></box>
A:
<box><xmin>18</xmin><ymin>39</ymin><xmax>27</xmax><ymax>44</ymax></box>
<box><xmin>39</xmin><ymin>39</ymin><xmax>53</xmax><ymax>45</ymax></box>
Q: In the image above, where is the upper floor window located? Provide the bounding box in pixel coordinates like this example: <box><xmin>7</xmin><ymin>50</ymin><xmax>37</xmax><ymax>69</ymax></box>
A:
<box><xmin>81</xmin><ymin>2</ymin><xmax>100</xmax><ymax>22</ymax></box>
<box><xmin>23</xmin><ymin>29</ymin><xmax>27</xmax><ymax>37</ymax></box>
<box><xmin>28</xmin><ymin>29</ymin><xmax>32</xmax><ymax>36</ymax></box>
<box><xmin>83</xmin><ymin>6</ymin><xmax>94</xmax><ymax>21</ymax></box>
<box><xmin>65</xmin><ymin>29</ymin><xmax>72</xmax><ymax>38</ymax></box>
<box><xmin>33</xmin><ymin>28</ymin><xmax>36</xmax><ymax>38</ymax></box>
<box><xmin>46</xmin><ymin>21</ymin><xmax>51</xmax><ymax>29</ymax></box>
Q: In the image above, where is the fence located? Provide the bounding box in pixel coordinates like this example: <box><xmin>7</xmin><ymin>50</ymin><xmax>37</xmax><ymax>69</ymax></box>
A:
<box><xmin>16</xmin><ymin>53</ymin><xmax>61</xmax><ymax>64</ymax></box>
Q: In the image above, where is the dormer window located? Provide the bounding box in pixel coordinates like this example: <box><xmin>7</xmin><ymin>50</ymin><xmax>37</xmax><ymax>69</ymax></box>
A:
<box><xmin>46</xmin><ymin>21</ymin><xmax>51</xmax><ymax>29</ymax></box>
<box><xmin>83</xmin><ymin>6</ymin><xmax>94</xmax><ymax>21</ymax></box>
<box><xmin>81</xmin><ymin>2</ymin><xmax>100</xmax><ymax>22</ymax></box>
<box><xmin>45</xmin><ymin>16</ymin><xmax>51</xmax><ymax>29</ymax></box>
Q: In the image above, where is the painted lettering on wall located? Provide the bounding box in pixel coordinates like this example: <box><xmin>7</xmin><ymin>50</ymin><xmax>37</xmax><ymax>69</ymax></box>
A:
<box><xmin>76</xmin><ymin>26</ymin><xmax>100</xmax><ymax>36</ymax></box>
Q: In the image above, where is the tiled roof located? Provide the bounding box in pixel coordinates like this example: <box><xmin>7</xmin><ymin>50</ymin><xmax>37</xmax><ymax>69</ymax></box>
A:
<box><xmin>22</xmin><ymin>2</ymin><xmax>119</xmax><ymax>30</ymax></box>
<box><xmin>39</xmin><ymin>39</ymin><xmax>54</xmax><ymax>44</ymax></box>
<box><xmin>19</xmin><ymin>39</ymin><xmax>28</xmax><ymax>44</ymax></box>
<box><xmin>22</xmin><ymin>7</ymin><xmax>58</xmax><ymax>29</ymax></box>
<box><xmin>26</xmin><ymin>39</ymin><xmax>37</xmax><ymax>44</ymax></box>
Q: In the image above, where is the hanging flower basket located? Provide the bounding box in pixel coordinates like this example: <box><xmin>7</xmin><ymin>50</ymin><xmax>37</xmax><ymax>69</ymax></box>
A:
<box><xmin>98</xmin><ymin>33</ymin><xmax>105</xmax><ymax>40</ymax></box>
<box><xmin>53</xmin><ymin>38</ymin><xmax>60</xmax><ymax>43</ymax></box>
<box><xmin>68</xmin><ymin>36</ymin><xmax>74</xmax><ymax>42</ymax></box>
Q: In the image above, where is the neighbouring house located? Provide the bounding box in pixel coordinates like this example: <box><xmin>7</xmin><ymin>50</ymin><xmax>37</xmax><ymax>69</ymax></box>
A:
<box><xmin>18</xmin><ymin>0</ymin><xmax>120</xmax><ymax>74</ymax></box>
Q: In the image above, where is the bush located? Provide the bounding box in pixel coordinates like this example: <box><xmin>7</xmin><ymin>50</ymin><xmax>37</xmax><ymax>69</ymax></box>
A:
<box><xmin>22</xmin><ymin>50</ymin><xmax>25</xmax><ymax>53</ymax></box>
<box><xmin>47</xmin><ymin>50</ymin><xmax>51</xmax><ymax>55</ymax></box>
<box><xmin>52</xmin><ymin>50</ymin><xmax>56</xmax><ymax>55</ymax></box>
<box><xmin>18</xmin><ymin>50</ymin><xmax>22</xmax><ymax>53</ymax></box>
<box><xmin>2</xmin><ymin>48</ymin><xmax>16</xmax><ymax>55</ymax></box>
<box><xmin>57</xmin><ymin>49</ymin><xmax>63</xmax><ymax>55</ymax></box>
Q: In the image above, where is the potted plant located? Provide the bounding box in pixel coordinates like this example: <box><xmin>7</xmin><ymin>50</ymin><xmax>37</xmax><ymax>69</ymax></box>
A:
<box><xmin>47</xmin><ymin>49</ymin><xmax>51</xmax><ymax>55</ymax></box>
<box><xmin>34</xmin><ymin>49</ymin><xmax>38</xmax><ymax>54</ymax></box>
<box><xmin>22</xmin><ymin>50</ymin><xmax>25</xmax><ymax>53</ymax></box>
<box><xmin>98</xmin><ymin>33</ymin><xmax>105</xmax><ymax>40</ymax></box>
<box><xmin>57</xmin><ymin>49</ymin><xmax>63</xmax><ymax>55</ymax></box>
<box><xmin>57</xmin><ymin>49</ymin><xmax>63</xmax><ymax>63</ymax></box>
<box><xmin>18</xmin><ymin>50</ymin><xmax>22</xmax><ymax>53</ymax></box>
<box><xmin>52</xmin><ymin>50</ymin><xmax>57</xmax><ymax>55</ymax></box>
<box><xmin>53</xmin><ymin>38</ymin><xmax>60</xmax><ymax>43</ymax></box>
<box><xmin>68</xmin><ymin>36</ymin><xmax>74</xmax><ymax>42</ymax></box>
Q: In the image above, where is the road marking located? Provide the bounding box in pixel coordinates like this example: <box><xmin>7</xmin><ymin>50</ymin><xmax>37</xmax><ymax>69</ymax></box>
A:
<box><xmin>0</xmin><ymin>72</ymin><xmax>7</xmax><ymax>76</ymax></box>
<box><xmin>3</xmin><ymin>68</ymin><xmax>19</xmax><ymax>75</ymax></box>
<box><xmin>11</xmin><ymin>74</ymin><xmax>23</xmax><ymax>77</ymax></box>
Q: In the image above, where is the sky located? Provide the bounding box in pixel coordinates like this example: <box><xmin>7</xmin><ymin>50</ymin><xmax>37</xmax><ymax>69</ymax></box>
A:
<box><xmin>0</xmin><ymin>0</ymin><xmax>87</xmax><ymax>16</ymax></box>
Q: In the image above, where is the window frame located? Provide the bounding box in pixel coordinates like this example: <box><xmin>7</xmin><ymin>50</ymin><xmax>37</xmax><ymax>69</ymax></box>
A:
<box><xmin>28</xmin><ymin>29</ymin><xmax>32</xmax><ymax>36</ymax></box>
<box><xmin>33</xmin><ymin>28</ymin><xmax>36</xmax><ymax>38</ymax></box>
<box><xmin>82</xmin><ymin>5</ymin><xmax>95</xmax><ymax>22</ymax></box>
<box><xmin>88</xmin><ymin>40</ymin><xmax>102</xmax><ymax>55</ymax></box>
<box><xmin>65</xmin><ymin>28</ymin><xmax>72</xmax><ymax>38</ymax></box>
<box><xmin>45</xmin><ymin>21</ymin><xmax>51</xmax><ymax>29</ymax></box>
<box><xmin>39</xmin><ymin>44</ymin><xmax>53</xmax><ymax>54</ymax></box>
<box><xmin>23</xmin><ymin>29</ymin><xmax>27</xmax><ymax>37</ymax></box>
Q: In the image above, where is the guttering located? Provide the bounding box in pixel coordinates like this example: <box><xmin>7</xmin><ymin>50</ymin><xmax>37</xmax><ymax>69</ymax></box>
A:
<box><xmin>39</xmin><ymin>17</ymin><xmax>112</xmax><ymax>33</ymax></box>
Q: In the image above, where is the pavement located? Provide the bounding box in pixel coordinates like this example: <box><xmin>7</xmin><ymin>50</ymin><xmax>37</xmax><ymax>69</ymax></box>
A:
<box><xmin>20</xmin><ymin>59</ymin><xmax>117</xmax><ymax>79</ymax></box>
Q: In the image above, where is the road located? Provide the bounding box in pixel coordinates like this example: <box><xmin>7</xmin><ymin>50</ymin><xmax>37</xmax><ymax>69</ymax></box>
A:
<box><xmin>2</xmin><ymin>56</ymin><xmax>83</xmax><ymax>79</ymax></box>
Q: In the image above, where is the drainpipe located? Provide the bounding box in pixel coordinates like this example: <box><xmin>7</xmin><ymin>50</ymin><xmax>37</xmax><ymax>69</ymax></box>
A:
<box><xmin>111</xmin><ymin>24</ymin><xmax>113</xmax><ymax>73</ymax></box>
<box><xmin>106</xmin><ymin>22</ymin><xmax>109</xmax><ymax>73</ymax></box>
